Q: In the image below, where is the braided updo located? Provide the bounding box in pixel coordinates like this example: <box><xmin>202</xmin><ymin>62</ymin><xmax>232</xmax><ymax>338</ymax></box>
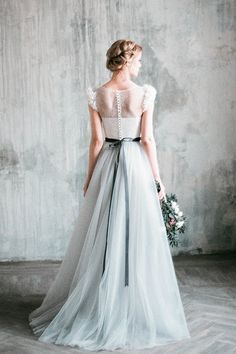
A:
<box><xmin>106</xmin><ymin>39</ymin><xmax>142</xmax><ymax>72</ymax></box>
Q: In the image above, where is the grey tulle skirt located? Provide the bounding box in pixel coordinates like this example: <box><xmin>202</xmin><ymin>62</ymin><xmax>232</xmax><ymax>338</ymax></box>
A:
<box><xmin>28</xmin><ymin>139</ymin><xmax>190</xmax><ymax>351</ymax></box>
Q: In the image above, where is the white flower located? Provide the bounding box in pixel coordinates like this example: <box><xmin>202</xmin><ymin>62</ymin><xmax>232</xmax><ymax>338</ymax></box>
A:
<box><xmin>178</xmin><ymin>211</ymin><xmax>183</xmax><ymax>217</ymax></box>
<box><xmin>176</xmin><ymin>220</ymin><xmax>184</xmax><ymax>228</ymax></box>
<box><xmin>172</xmin><ymin>204</ymin><xmax>180</xmax><ymax>213</ymax></box>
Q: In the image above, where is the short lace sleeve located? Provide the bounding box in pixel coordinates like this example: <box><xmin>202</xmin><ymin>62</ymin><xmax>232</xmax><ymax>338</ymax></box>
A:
<box><xmin>86</xmin><ymin>86</ymin><xmax>98</xmax><ymax>112</ymax></box>
<box><xmin>142</xmin><ymin>84</ymin><xmax>157</xmax><ymax>112</ymax></box>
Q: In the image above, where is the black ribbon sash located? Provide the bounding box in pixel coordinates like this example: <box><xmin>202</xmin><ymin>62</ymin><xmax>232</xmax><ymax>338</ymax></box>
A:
<box><xmin>101</xmin><ymin>136</ymin><xmax>141</xmax><ymax>287</ymax></box>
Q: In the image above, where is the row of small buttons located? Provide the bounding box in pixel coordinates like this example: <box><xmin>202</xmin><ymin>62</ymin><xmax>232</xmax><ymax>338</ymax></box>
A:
<box><xmin>115</xmin><ymin>91</ymin><xmax>122</xmax><ymax>139</ymax></box>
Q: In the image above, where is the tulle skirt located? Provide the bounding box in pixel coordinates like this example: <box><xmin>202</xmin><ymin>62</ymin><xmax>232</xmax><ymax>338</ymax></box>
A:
<box><xmin>28</xmin><ymin>138</ymin><xmax>190</xmax><ymax>351</ymax></box>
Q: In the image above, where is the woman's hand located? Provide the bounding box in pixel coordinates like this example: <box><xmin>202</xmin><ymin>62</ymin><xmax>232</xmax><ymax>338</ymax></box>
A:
<box><xmin>158</xmin><ymin>181</ymin><xmax>167</xmax><ymax>202</ymax></box>
<box><xmin>83</xmin><ymin>176</ymin><xmax>91</xmax><ymax>197</ymax></box>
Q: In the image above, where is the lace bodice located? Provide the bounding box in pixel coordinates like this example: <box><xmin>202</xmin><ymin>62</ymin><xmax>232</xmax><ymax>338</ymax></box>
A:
<box><xmin>86</xmin><ymin>84</ymin><xmax>157</xmax><ymax>139</ymax></box>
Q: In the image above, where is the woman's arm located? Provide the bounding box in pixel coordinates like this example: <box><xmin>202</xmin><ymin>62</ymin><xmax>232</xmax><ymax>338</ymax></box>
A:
<box><xmin>140</xmin><ymin>104</ymin><xmax>166</xmax><ymax>200</ymax></box>
<box><xmin>83</xmin><ymin>105</ymin><xmax>103</xmax><ymax>196</ymax></box>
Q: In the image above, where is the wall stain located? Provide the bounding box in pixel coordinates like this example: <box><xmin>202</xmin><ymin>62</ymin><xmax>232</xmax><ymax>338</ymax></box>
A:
<box><xmin>158</xmin><ymin>67</ymin><xmax>188</xmax><ymax>112</ymax></box>
<box><xmin>140</xmin><ymin>44</ymin><xmax>187</xmax><ymax>113</ymax></box>
<box><xmin>216</xmin><ymin>0</ymin><xmax>236</xmax><ymax>33</ymax></box>
<box><xmin>0</xmin><ymin>143</ymin><xmax>19</xmax><ymax>175</ymax></box>
<box><xmin>22</xmin><ymin>144</ymin><xmax>58</xmax><ymax>175</ymax></box>
<box><xmin>197</xmin><ymin>158</ymin><xmax>236</xmax><ymax>246</ymax></box>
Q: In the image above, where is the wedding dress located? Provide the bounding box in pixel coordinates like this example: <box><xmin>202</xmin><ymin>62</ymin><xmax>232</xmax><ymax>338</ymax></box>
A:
<box><xmin>28</xmin><ymin>83</ymin><xmax>190</xmax><ymax>351</ymax></box>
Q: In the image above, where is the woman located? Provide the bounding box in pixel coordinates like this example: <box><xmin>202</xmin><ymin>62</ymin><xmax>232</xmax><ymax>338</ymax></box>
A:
<box><xmin>29</xmin><ymin>39</ymin><xmax>190</xmax><ymax>351</ymax></box>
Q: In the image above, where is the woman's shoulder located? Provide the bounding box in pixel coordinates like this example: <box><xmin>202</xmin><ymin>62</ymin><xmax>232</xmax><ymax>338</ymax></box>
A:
<box><xmin>87</xmin><ymin>82</ymin><xmax>156</xmax><ymax>93</ymax></box>
<box><xmin>86</xmin><ymin>82</ymin><xmax>157</xmax><ymax>99</ymax></box>
<box><xmin>86</xmin><ymin>86</ymin><xmax>98</xmax><ymax>111</ymax></box>
<box><xmin>142</xmin><ymin>84</ymin><xmax>157</xmax><ymax>112</ymax></box>
<box><xmin>86</xmin><ymin>82</ymin><xmax>157</xmax><ymax>112</ymax></box>
<box><xmin>142</xmin><ymin>83</ymin><xmax>157</xmax><ymax>94</ymax></box>
<box><xmin>94</xmin><ymin>83</ymin><xmax>142</xmax><ymax>92</ymax></box>
<box><xmin>86</xmin><ymin>83</ymin><xmax>157</xmax><ymax>96</ymax></box>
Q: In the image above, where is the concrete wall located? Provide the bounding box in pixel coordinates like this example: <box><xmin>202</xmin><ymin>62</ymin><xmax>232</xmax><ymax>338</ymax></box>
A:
<box><xmin>0</xmin><ymin>0</ymin><xmax>236</xmax><ymax>261</ymax></box>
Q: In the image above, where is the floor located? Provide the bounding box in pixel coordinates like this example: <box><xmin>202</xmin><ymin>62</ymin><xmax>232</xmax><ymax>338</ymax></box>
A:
<box><xmin>0</xmin><ymin>253</ymin><xmax>236</xmax><ymax>354</ymax></box>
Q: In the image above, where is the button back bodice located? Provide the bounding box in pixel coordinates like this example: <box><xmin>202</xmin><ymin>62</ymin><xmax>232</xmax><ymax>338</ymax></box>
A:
<box><xmin>86</xmin><ymin>84</ymin><xmax>157</xmax><ymax>139</ymax></box>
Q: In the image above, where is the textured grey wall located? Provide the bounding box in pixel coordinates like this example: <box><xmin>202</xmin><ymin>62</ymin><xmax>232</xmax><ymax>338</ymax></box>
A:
<box><xmin>0</xmin><ymin>0</ymin><xmax>236</xmax><ymax>261</ymax></box>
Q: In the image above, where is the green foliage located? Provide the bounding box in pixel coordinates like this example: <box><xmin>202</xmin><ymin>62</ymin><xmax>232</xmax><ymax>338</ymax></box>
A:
<box><xmin>155</xmin><ymin>181</ymin><xmax>187</xmax><ymax>248</ymax></box>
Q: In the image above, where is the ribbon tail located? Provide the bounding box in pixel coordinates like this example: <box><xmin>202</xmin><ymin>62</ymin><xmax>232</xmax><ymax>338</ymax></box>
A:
<box><xmin>123</xmin><ymin>149</ymin><xmax>130</xmax><ymax>287</ymax></box>
<box><xmin>102</xmin><ymin>147</ymin><xmax>121</xmax><ymax>278</ymax></box>
<box><xmin>101</xmin><ymin>142</ymin><xmax>130</xmax><ymax>287</ymax></box>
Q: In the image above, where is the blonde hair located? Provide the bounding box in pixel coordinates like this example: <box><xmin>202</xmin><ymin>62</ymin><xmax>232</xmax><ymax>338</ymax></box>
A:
<box><xmin>106</xmin><ymin>39</ymin><xmax>142</xmax><ymax>72</ymax></box>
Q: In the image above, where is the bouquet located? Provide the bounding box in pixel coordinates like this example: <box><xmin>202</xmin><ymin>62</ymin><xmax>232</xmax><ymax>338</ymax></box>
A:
<box><xmin>155</xmin><ymin>180</ymin><xmax>187</xmax><ymax>247</ymax></box>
